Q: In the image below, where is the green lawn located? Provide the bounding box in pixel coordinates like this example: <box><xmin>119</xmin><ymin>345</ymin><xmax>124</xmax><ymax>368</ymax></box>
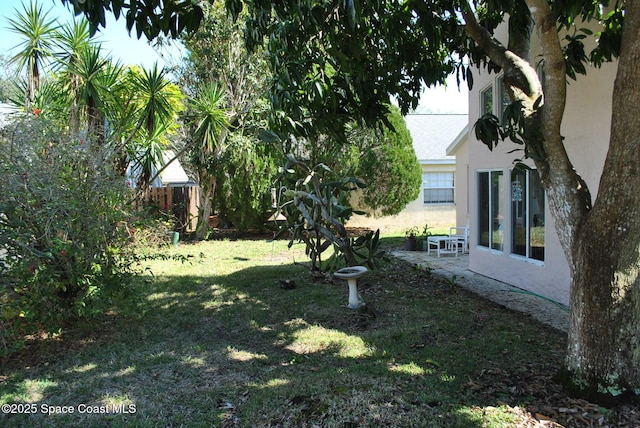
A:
<box><xmin>0</xmin><ymin>238</ymin><xmax>568</xmax><ymax>427</ymax></box>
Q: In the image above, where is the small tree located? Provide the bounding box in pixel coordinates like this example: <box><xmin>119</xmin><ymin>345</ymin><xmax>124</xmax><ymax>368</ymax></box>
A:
<box><xmin>272</xmin><ymin>105</ymin><xmax>422</xmax><ymax>220</ymax></box>
<box><xmin>7</xmin><ymin>0</ymin><xmax>58</xmax><ymax>111</ymax></box>
<box><xmin>179</xmin><ymin>2</ymin><xmax>270</xmax><ymax>237</ymax></box>
<box><xmin>214</xmin><ymin>134</ymin><xmax>281</xmax><ymax>230</ymax></box>
<box><xmin>184</xmin><ymin>82</ymin><xmax>230</xmax><ymax>240</ymax></box>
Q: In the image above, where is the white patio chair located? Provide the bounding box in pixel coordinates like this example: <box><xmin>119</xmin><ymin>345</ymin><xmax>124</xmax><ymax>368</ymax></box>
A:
<box><xmin>449</xmin><ymin>223</ymin><xmax>469</xmax><ymax>254</ymax></box>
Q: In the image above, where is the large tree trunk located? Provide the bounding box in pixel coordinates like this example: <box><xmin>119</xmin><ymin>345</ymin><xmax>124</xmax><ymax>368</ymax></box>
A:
<box><xmin>465</xmin><ymin>0</ymin><xmax>640</xmax><ymax>395</ymax></box>
<box><xmin>565</xmin><ymin>2</ymin><xmax>640</xmax><ymax>394</ymax></box>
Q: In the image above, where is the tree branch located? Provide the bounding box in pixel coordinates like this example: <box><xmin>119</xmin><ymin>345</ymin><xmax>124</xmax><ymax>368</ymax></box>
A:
<box><xmin>524</xmin><ymin>0</ymin><xmax>592</xmax><ymax>264</ymax></box>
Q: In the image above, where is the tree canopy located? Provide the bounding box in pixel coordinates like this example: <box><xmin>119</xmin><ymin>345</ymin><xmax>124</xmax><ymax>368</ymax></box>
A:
<box><xmin>61</xmin><ymin>1</ymin><xmax>621</xmax><ymax>141</ymax></box>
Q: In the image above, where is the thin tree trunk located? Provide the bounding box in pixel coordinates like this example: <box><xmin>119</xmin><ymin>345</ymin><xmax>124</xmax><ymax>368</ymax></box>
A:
<box><xmin>195</xmin><ymin>175</ymin><xmax>216</xmax><ymax>240</ymax></box>
<box><xmin>69</xmin><ymin>75</ymin><xmax>80</xmax><ymax>139</ymax></box>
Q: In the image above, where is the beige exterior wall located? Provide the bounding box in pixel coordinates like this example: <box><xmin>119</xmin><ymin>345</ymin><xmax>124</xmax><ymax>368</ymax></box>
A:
<box><xmin>450</xmin><ymin>136</ymin><xmax>470</xmax><ymax>229</ymax></box>
<box><xmin>347</xmin><ymin>163</ymin><xmax>457</xmax><ymax>234</ymax></box>
<box><xmin>463</xmin><ymin>25</ymin><xmax>616</xmax><ymax>305</ymax></box>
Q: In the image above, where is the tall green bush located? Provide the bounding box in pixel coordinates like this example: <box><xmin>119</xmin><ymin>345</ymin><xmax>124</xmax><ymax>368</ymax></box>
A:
<box><xmin>356</xmin><ymin>105</ymin><xmax>422</xmax><ymax>216</ymax></box>
<box><xmin>212</xmin><ymin>99</ymin><xmax>280</xmax><ymax>230</ymax></box>
<box><xmin>0</xmin><ymin>116</ymin><xmax>135</xmax><ymax>355</ymax></box>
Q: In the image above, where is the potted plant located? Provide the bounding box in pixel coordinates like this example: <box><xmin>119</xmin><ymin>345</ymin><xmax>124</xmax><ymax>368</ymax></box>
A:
<box><xmin>404</xmin><ymin>226</ymin><xmax>419</xmax><ymax>251</ymax></box>
<box><xmin>420</xmin><ymin>224</ymin><xmax>432</xmax><ymax>251</ymax></box>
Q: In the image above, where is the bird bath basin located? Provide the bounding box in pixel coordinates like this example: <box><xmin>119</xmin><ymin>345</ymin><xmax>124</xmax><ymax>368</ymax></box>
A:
<box><xmin>334</xmin><ymin>266</ymin><xmax>368</xmax><ymax>309</ymax></box>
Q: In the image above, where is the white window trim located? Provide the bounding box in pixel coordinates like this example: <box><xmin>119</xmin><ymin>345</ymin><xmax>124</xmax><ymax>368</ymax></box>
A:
<box><xmin>509</xmin><ymin>168</ymin><xmax>545</xmax><ymax>264</ymax></box>
<box><xmin>423</xmin><ymin>171</ymin><xmax>455</xmax><ymax>205</ymax></box>
<box><xmin>476</xmin><ymin>169</ymin><xmax>504</xmax><ymax>253</ymax></box>
<box><xmin>480</xmin><ymin>83</ymin><xmax>493</xmax><ymax>116</ymax></box>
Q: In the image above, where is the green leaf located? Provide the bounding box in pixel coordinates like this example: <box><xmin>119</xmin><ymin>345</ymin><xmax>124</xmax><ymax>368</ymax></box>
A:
<box><xmin>466</xmin><ymin>66</ymin><xmax>474</xmax><ymax>90</ymax></box>
<box><xmin>259</xmin><ymin>130</ymin><xmax>282</xmax><ymax>143</ymax></box>
<box><xmin>302</xmin><ymin>172</ymin><xmax>314</xmax><ymax>185</ymax></box>
<box><xmin>474</xmin><ymin>114</ymin><xmax>502</xmax><ymax>151</ymax></box>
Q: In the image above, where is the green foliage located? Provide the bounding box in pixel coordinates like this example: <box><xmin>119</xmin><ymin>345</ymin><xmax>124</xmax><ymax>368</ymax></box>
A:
<box><xmin>127</xmin><ymin>204</ymin><xmax>179</xmax><ymax>248</ymax></box>
<box><xmin>7</xmin><ymin>4</ymin><xmax>186</xmax><ymax>190</ymax></box>
<box><xmin>212</xmin><ymin>100</ymin><xmax>278</xmax><ymax>231</ymax></box>
<box><xmin>0</xmin><ymin>55</ymin><xmax>20</xmax><ymax>103</ymax></box>
<box><xmin>563</xmin><ymin>30</ymin><xmax>590</xmax><ymax>80</ymax></box>
<box><xmin>474</xmin><ymin>113</ymin><xmax>502</xmax><ymax>151</ymax></box>
<box><xmin>179</xmin><ymin>1</ymin><xmax>269</xmax><ymax>98</ymax></box>
<box><xmin>187</xmin><ymin>83</ymin><xmax>229</xmax><ymax>155</ymax></box>
<box><xmin>7</xmin><ymin>0</ymin><xmax>58</xmax><ymax>106</ymax></box>
<box><xmin>351</xmin><ymin>229</ymin><xmax>388</xmax><ymax>270</ymax></box>
<box><xmin>0</xmin><ymin>116</ymin><xmax>136</xmax><ymax>355</ymax></box>
<box><xmin>357</xmin><ymin>106</ymin><xmax>422</xmax><ymax>216</ymax></box>
<box><xmin>276</xmin><ymin>155</ymin><xmax>382</xmax><ymax>272</ymax></box>
<box><xmin>214</xmin><ymin>132</ymin><xmax>280</xmax><ymax>230</ymax></box>
<box><xmin>239</xmin><ymin>0</ymin><xmax>458</xmax><ymax>140</ymax></box>
<box><xmin>590</xmin><ymin>8</ymin><xmax>624</xmax><ymax>66</ymax></box>
<box><xmin>405</xmin><ymin>226</ymin><xmax>420</xmax><ymax>239</ymax></box>
<box><xmin>178</xmin><ymin>3</ymin><xmax>271</xmax><ymax>235</ymax></box>
<box><xmin>61</xmin><ymin>0</ymin><xmax>624</xmax><ymax>144</ymax></box>
<box><xmin>61</xmin><ymin>0</ymin><xmax>203</xmax><ymax>39</ymax></box>
<box><xmin>183</xmin><ymin>81</ymin><xmax>230</xmax><ymax>239</ymax></box>
<box><xmin>264</xmin><ymin>105</ymin><xmax>421</xmax><ymax>219</ymax></box>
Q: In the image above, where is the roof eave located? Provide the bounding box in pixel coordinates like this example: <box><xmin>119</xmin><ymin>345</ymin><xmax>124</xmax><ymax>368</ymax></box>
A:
<box><xmin>446</xmin><ymin>124</ymin><xmax>469</xmax><ymax>156</ymax></box>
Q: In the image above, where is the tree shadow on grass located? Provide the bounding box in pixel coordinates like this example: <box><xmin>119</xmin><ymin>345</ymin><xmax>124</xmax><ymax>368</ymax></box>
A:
<box><xmin>0</xmin><ymin>257</ymin><xmax>573</xmax><ymax>427</ymax></box>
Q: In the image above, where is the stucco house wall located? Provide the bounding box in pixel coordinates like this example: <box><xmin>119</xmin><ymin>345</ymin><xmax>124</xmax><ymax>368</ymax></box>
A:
<box><xmin>447</xmin><ymin>130</ymin><xmax>470</xmax><ymax>229</ymax></box>
<box><xmin>457</xmin><ymin>24</ymin><xmax>617</xmax><ymax>305</ymax></box>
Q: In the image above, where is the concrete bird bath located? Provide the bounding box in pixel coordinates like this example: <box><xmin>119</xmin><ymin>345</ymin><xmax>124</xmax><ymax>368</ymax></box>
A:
<box><xmin>334</xmin><ymin>266</ymin><xmax>368</xmax><ymax>309</ymax></box>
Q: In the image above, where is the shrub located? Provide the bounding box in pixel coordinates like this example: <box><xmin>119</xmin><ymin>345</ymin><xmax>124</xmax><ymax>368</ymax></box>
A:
<box><xmin>276</xmin><ymin>155</ymin><xmax>385</xmax><ymax>272</ymax></box>
<box><xmin>0</xmin><ymin>116</ymin><xmax>136</xmax><ymax>355</ymax></box>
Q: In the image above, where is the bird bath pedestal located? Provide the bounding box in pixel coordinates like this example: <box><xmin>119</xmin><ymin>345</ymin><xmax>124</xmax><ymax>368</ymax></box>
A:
<box><xmin>334</xmin><ymin>266</ymin><xmax>368</xmax><ymax>309</ymax></box>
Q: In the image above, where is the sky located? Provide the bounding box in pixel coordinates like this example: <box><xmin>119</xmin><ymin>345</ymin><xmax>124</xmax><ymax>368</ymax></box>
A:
<box><xmin>0</xmin><ymin>0</ymin><xmax>468</xmax><ymax>114</ymax></box>
<box><xmin>411</xmin><ymin>75</ymin><xmax>468</xmax><ymax>114</ymax></box>
<box><xmin>0</xmin><ymin>0</ymin><xmax>179</xmax><ymax>69</ymax></box>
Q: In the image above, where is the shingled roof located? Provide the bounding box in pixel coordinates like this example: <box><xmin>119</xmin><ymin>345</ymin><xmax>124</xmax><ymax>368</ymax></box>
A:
<box><xmin>404</xmin><ymin>114</ymin><xmax>468</xmax><ymax>163</ymax></box>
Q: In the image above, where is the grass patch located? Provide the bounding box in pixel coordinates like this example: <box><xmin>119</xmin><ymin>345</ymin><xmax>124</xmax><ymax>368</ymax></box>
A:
<box><xmin>1</xmin><ymin>238</ymin><xmax>570</xmax><ymax>427</ymax></box>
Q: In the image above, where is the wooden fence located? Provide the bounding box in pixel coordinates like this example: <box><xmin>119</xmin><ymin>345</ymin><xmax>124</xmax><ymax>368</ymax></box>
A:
<box><xmin>136</xmin><ymin>186</ymin><xmax>200</xmax><ymax>233</ymax></box>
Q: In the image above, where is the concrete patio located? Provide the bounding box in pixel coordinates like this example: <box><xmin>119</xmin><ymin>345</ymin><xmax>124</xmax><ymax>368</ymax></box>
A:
<box><xmin>391</xmin><ymin>249</ymin><xmax>570</xmax><ymax>333</ymax></box>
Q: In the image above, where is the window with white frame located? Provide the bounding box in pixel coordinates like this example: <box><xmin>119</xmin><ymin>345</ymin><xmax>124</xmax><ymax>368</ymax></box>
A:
<box><xmin>497</xmin><ymin>76</ymin><xmax>512</xmax><ymax>124</ymax></box>
<box><xmin>511</xmin><ymin>168</ymin><xmax>545</xmax><ymax>261</ymax></box>
<box><xmin>477</xmin><ymin>170</ymin><xmax>504</xmax><ymax>251</ymax></box>
<box><xmin>480</xmin><ymin>84</ymin><xmax>493</xmax><ymax>115</ymax></box>
<box><xmin>423</xmin><ymin>172</ymin><xmax>454</xmax><ymax>204</ymax></box>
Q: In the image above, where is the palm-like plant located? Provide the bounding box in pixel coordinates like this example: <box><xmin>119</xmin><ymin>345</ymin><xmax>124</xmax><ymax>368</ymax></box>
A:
<box><xmin>54</xmin><ymin>18</ymin><xmax>92</xmax><ymax>137</ymax></box>
<box><xmin>53</xmin><ymin>18</ymin><xmax>91</xmax><ymax>66</ymax></box>
<box><xmin>120</xmin><ymin>65</ymin><xmax>183</xmax><ymax>191</ymax></box>
<box><xmin>132</xmin><ymin>63</ymin><xmax>177</xmax><ymax>135</ymax></box>
<box><xmin>64</xmin><ymin>43</ymin><xmax>111</xmax><ymax>142</ymax></box>
<box><xmin>189</xmin><ymin>82</ymin><xmax>229</xmax><ymax>158</ymax></box>
<box><xmin>187</xmin><ymin>82</ymin><xmax>230</xmax><ymax>240</ymax></box>
<box><xmin>10</xmin><ymin>76</ymin><xmax>66</xmax><ymax>126</ymax></box>
<box><xmin>7</xmin><ymin>0</ymin><xmax>59</xmax><ymax>111</ymax></box>
<box><xmin>130</xmin><ymin>122</ymin><xmax>170</xmax><ymax>190</ymax></box>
